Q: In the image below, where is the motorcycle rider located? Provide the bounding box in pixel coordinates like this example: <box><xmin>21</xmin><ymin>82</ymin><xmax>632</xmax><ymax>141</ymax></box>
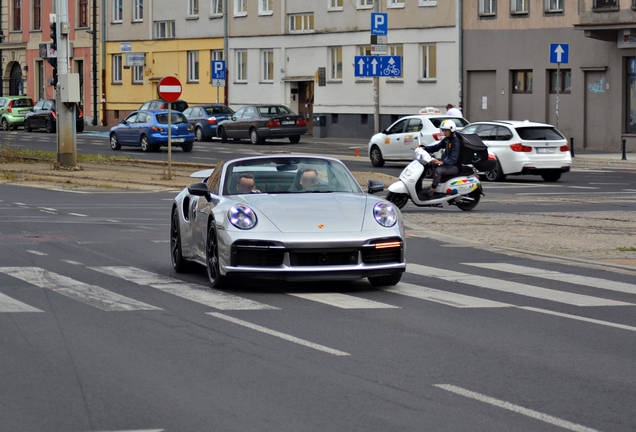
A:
<box><xmin>421</xmin><ymin>119</ymin><xmax>462</xmax><ymax>199</ymax></box>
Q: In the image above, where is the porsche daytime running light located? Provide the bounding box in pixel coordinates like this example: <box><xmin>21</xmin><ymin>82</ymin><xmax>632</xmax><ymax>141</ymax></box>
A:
<box><xmin>373</xmin><ymin>202</ymin><xmax>397</xmax><ymax>227</ymax></box>
<box><xmin>228</xmin><ymin>204</ymin><xmax>258</xmax><ymax>230</ymax></box>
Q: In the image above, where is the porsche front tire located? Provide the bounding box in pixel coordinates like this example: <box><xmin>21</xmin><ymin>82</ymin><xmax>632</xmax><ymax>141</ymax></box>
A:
<box><xmin>206</xmin><ymin>222</ymin><xmax>227</xmax><ymax>288</ymax></box>
<box><xmin>170</xmin><ymin>208</ymin><xmax>191</xmax><ymax>273</ymax></box>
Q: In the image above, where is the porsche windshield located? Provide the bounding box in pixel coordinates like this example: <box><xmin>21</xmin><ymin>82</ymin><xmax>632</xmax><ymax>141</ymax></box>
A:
<box><xmin>224</xmin><ymin>158</ymin><xmax>362</xmax><ymax>195</ymax></box>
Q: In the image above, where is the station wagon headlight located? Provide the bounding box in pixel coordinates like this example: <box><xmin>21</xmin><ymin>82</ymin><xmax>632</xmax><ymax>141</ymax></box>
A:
<box><xmin>373</xmin><ymin>202</ymin><xmax>397</xmax><ymax>227</ymax></box>
<box><xmin>228</xmin><ymin>204</ymin><xmax>258</xmax><ymax>230</ymax></box>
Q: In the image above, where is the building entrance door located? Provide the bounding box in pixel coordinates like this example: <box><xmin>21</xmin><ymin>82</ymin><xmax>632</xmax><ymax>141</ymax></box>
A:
<box><xmin>297</xmin><ymin>81</ymin><xmax>314</xmax><ymax>134</ymax></box>
<box><xmin>9</xmin><ymin>63</ymin><xmax>23</xmax><ymax>95</ymax></box>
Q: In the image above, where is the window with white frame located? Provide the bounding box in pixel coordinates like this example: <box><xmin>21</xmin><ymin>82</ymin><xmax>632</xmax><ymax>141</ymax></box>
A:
<box><xmin>234</xmin><ymin>0</ymin><xmax>247</xmax><ymax>16</ymax></box>
<box><xmin>387</xmin><ymin>0</ymin><xmax>405</xmax><ymax>8</ymax></box>
<box><xmin>133</xmin><ymin>0</ymin><xmax>143</xmax><ymax>21</ymax></box>
<box><xmin>132</xmin><ymin>65</ymin><xmax>144</xmax><ymax>84</ymax></box>
<box><xmin>358</xmin><ymin>46</ymin><xmax>371</xmax><ymax>56</ymax></box>
<box><xmin>545</xmin><ymin>0</ymin><xmax>562</xmax><ymax>12</ymax></box>
<box><xmin>261</xmin><ymin>50</ymin><xmax>274</xmax><ymax>82</ymax></box>
<box><xmin>113</xmin><ymin>0</ymin><xmax>122</xmax><ymax>22</ymax></box>
<box><xmin>259</xmin><ymin>0</ymin><xmax>273</xmax><ymax>15</ymax></box>
<box><xmin>211</xmin><ymin>49</ymin><xmax>223</xmax><ymax>61</ymax></box>
<box><xmin>211</xmin><ymin>0</ymin><xmax>223</xmax><ymax>15</ymax></box>
<box><xmin>389</xmin><ymin>45</ymin><xmax>403</xmax><ymax>77</ymax></box>
<box><xmin>419</xmin><ymin>0</ymin><xmax>437</xmax><ymax>6</ymax></box>
<box><xmin>511</xmin><ymin>0</ymin><xmax>528</xmax><ymax>14</ymax></box>
<box><xmin>112</xmin><ymin>54</ymin><xmax>122</xmax><ymax>83</ymax></box>
<box><xmin>154</xmin><ymin>21</ymin><xmax>175</xmax><ymax>39</ymax></box>
<box><xmin>188</xmin><ymin>0</ymin><xmax>199</xmax><ymax>16</ymax></box>
<box><xmin>329</xmin><ymin>0</ymin><xmax>344</xmax><ymax>10</ymax></box>
<box><xmin>329</xmin><ymin>47</ymin><xmax>342</xmax><ymax>80</ymax></box>
<box><xmin>479</xmin><ymin>0</ymin><xmax>496</xmax><ymax>15</ymax></box>
<box><xmin>357</xmin><ymin>0</ymin><xmax>373</xmax><ymax>7</ymax></box>
<box><xmin>421</xmin><ymin>44</ymin><xmax>436</xmax><ymax>79</ymax></box>
<box><xmin>236</xmin><ymin>50</ymin><xmax>247</xmax><ymax>82</ymax></box>
<box><xmin>289</xmin><ymin>13</ymin><xmax>314</xmax><ymax>33</ymax></box>
<box><xmin>188</xmin><ymin>51</ymin><xmax>199</xmax><ymax>82</ymax></box>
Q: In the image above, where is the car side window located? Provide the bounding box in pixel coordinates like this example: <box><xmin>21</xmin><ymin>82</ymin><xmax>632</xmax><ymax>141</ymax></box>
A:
<box><xmin>125</xmin><ymin>113</ymin><xmax>138</xmax><ymax>123</ymax></box>
<box><xmin>182</xmin><ymin>108</ymin><xmax>192</xmax><ymax>117</ymax></box>
<box><xmin>34</xmin><ymin>101</ymin><xmax>44</xmax><ymax>110</ymax></box>
<box><xmin>475</xmin><ymin>125</ymin><xmax>497</xmax><ymax>141</ymax></box>
<box><xmin>0</xmin><ymin>99</ymin><xmax>5</xmax><ymax>107</ymax></box>
<box><xmin>461</xmin><ymin>125</ymin><xmax>477</xmax><ymax>135</ymax></box>
<box><xmin>406</xmin><ymin>119</ymin><xmax>423</xmax><ymax>133</ymax></box>
<box><xmin>233</xmin><ymin>108</ymin><xmax>245</xmax><ymax>119</ymax></box>
<box><xmin>44</xmin><ymin>101</ymin><xmax>55</xmax><ymax>110</ymax></box>
<box><xmin>496</xmin><ymin>127</ymin><xmax>513</xmax><ymax>141</ymax></box>
<box><xmin>243</xmin><ymin>107</ymin><xmax>256</xmax><ymax>118</ymax></box>
<box><xmin>387</xmin><ymin>119</ymin><xmax>408</xmax><ymax>134</ymax></box>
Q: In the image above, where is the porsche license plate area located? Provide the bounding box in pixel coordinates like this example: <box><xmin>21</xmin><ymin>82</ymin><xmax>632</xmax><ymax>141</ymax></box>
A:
<box><xmin>536</xmin><ymin>147</ymin><xmax>556</xmax><ymax>154</ymax></box>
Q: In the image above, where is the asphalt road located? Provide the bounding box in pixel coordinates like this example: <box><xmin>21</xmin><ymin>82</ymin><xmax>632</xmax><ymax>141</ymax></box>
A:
<box><xmin>1</xmin><ymin>185</ymin><xmax>636</xmax><ymax>432</ymax></box>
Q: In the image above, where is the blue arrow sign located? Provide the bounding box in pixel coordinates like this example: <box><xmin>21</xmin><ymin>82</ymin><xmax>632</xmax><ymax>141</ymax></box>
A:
<box><xmin>354</xmin><ymin>56</ymin><xmax>402</xmax><ymax>77</ymax></box>
<box><xmin>371</xmin><ymin>13</ymin><xmax>388</xmax><ymax>35</ymax></box>
<box><xmin>549</xmin><ymin>43</ymin><xmax>569</xmax><ymax>64</ymax></box>
<box><xmin>630</xmin><ymin>58</ymin><xmax>636</xmax><ymax>74</ymax></box>
<box><xmin>211</xmin><ymin>60</ymin><xmax>226</xmax><ymax>79</ymax></box>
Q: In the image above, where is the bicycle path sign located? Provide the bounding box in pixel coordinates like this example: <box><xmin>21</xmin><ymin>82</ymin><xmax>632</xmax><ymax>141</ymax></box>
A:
<box><xmin>354</xmin><ymin>56</ymin><xmax>402</xmax><ymax>77</ymax></box>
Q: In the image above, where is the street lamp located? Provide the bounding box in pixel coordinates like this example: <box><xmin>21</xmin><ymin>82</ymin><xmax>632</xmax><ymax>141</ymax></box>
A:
<box><xmin>86</xmin><ymin>28</ymin><xmax>98</xmax><ymax>126</ymax></box>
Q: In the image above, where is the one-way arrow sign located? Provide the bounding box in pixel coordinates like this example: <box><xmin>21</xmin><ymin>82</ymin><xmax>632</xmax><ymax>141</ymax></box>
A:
<box><xmin>549</xmin><ymin>43</ymin><xmax>569</xmax><ymax>64</ymax></box>
<box><xmin>354</xmin><ymin>56</ymin><xmax>402</xmax><ymax>77</ymax></box>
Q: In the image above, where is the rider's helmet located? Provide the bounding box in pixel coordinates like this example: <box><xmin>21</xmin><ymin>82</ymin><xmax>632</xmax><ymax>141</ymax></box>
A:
<box><xmin>439</xmin><ymin>119</ymin><xmax>456</xmax><ymax>133</ymax></box>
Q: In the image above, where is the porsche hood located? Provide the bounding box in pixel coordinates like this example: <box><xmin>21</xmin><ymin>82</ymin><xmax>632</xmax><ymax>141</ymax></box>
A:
<box><xmin>239</xmin><ymin>193</ymin><xmax>370</xmax><ymax>233</ymax></box>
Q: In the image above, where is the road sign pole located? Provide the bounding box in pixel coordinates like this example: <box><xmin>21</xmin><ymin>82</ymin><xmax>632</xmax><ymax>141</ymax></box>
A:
<box><xmin>556</xmin><ymin>63</ymin><xmax>560</xmax><ymax>130</ymax></box>
<box><xmin>373</xmin><ymin>4</ymin><xmax>380</xmax><ymax>134</ymax></box>
<box><xmin>168</xmin><ymin>105</ymin><xmax>172</xmax><ymax>179</ymax></box>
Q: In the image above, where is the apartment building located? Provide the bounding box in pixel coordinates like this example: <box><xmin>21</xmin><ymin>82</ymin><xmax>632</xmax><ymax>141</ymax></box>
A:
<box><xmin>3</xmin><ymin>0</ymin><xmax>97</xmax><ymax>124</ymax></box>
<box><xmin>104</xmin><ymin>0</ymin><xmax>225</xmax><ymax>125</ymax></box>
<box><xmin>227</xmin><ymin>0</ymin><xmax>460</xmax><ymax>137</ymax></box>
<box><xmin>463</xmin><ymin>0</ymin><xmax>630</xmax><ymax>151</ymax></box>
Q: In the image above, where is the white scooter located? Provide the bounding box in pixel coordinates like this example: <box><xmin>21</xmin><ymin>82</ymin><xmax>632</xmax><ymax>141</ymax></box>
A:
<box><xmin>386</xmin><ymin>146</ymin><xmax>484</xmax><ymax>211</ymax></box>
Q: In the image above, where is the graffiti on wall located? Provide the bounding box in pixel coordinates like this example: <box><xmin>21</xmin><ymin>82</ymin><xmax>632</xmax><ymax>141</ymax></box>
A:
<box><xmin>588</xmin><ymin>77</ymin><xmax>605</xmax><ymax>93</ymax></box>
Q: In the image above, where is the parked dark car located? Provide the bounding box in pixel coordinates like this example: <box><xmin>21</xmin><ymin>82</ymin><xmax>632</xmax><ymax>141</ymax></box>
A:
<box><xmin>23</xmin><ymin>99</ymin><xmax>84</xmax><ymax>133</ymax></box>
<box><xmin>217</xmin><ymin>104</ymin><xmax>308</xmax><ymax>144</ymax></box>
<box><xmin>139</xmin><ymin>99</ymin><xmax>189</xmax><ymax>112</ymax></box>
<box><xmin>182</xmin><ymin>104</ymin><xmax>234</xmax><ymax>142</ymax></box>
<box><xmin>109</xmin><ymin>110</ymin><xmax>195</xmax><ymax>152</ymax></box>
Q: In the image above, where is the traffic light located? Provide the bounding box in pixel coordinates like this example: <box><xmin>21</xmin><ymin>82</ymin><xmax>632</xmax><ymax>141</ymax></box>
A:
<box><xmin>50</xmin><ymin>22</ymin><xmax>57</xmax><ymax>51</ymax></box>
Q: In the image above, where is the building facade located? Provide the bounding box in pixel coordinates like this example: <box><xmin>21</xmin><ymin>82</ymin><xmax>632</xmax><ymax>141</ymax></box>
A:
<box><xmin>463</xmin><ymin>0</ymin><xmax>633</xmax><ymax>151</ymax></box>
<box><xmin>104</xmin><ymin>0</ymin><xmax>225</xmax><ymax>125</ymax></box>
<box><xmin>4</xmin><ymin>0</ymin><xmax>98</xmax><ymax>125</ymax></box>
<box><xmin>226</xmin><ymin>0</ymin><xmax>460</xmax><ymax>137</ymax></box>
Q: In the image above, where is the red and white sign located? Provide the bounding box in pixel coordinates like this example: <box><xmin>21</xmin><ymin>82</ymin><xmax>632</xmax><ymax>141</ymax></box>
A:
<box><xmin>157</xmin><ymin>76</ymin><xmax>182</xmax><ymax>103</ymax></box>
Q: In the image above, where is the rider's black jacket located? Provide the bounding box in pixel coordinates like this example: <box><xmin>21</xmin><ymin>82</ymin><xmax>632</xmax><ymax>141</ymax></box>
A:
<box><xmin>424</xmin><ymin>134</ymin><xmax>462</xmax><ymax>167</ymax></box>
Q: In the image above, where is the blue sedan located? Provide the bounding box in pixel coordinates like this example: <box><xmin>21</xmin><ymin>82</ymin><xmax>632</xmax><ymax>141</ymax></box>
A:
<box><xmin>109</xmin><ymin>110</ymin><xmax>195</xmax><ymax>152</ymax></box>
<box><xmin>182</xmin><ymin>104</ymin><xmax>235</xmax><ymax>142</ymax></box>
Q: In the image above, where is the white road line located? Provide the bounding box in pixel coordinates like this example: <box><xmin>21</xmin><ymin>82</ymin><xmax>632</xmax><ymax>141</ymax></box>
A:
<box><xmin>434</xmin><ymin>384</ymin><xmax>599</xmax><ymax>432</ymax></box>
<box><xmin>0</xmin><ymin>267</ymin><xmax>162</xmax><ymax>312</ymax></box>
<box><xmin>26</xmin><ymin>250</ymin><xmax>47</xmax><ymax>256</ymax></box>
<box><xmin>288</xmin><ymin>293</ymin><xmax>399</xmax><ymax>309</ymax></box>
<box><xmin>206</xmin><ymin>312</ymin><xmax>350</xmax><ymax>356</ymax></box>
<box><xmin>14</xmin><ymin>202</ymin><xmax>27</xmax><ymax>206</ymax></box>
<box><xmin>520</xmin><ymin>306</ymin><xmax>636</xmax><ymax>332</ymax></box>
<box><xmin>407</xmin><ymin>264</ymin><xmax>632</xmax><ymax>307</ymax></box>
<box><xmin>152</xmin><ymin>240</ymin><xmax>170</xmax><ymax>243</ymax></box>
<box><xmin>106</xmin><ymin>219</ymin><xmax>120</xmax><ymax>223</ymax></box>
<box><xmin>384</xmin><ymin>282</ymin><xmax>513</xmax><ymax>308</ymax></box>
<box><xmin>40</xmin><ymin>210</ymin><xmax>57</xmax><ymax>214</ymax></box>
<box><xmin>61</xmin><ymin>260</ymin><xmax>84</xmax><ymax>265</ymax></box>
<box><xmin>466</xmin><ymin>263</ymin><xmax>636</xmax><ymax>295</ymax></box>
<box><xmin>517</xmin><ymin>191</ymin><xmax>636</xmax><ymax>196</ymax></box>
<box><xmin>68</xmin><ymin>213</ymin><xmax>88</xmax><ymax>217</ymax></box>
<box><xmin>568</xmin><ymin>186</ymin><xmax>599</xmax><ymax>189</ymax></box>
<box><xmin>0</xmin><ymin>292</ymin><xmax>44</xmax><ymax>313</ymax></box>
<box><xmin>40</xmin><ymin>207</ymin><xmax>57</xmax><ymax>211</ymax></box>
<box><xmin>90</xmin><ymin>266</ymin><xmax>277</xmax><ymax>311</ymax></box>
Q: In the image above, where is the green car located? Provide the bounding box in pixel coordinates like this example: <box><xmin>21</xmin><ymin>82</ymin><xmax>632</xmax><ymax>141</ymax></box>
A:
<box><xmin>0</xmin><ymin>96</ymin><xmax>34</xmax><ymax>130</ymax></box>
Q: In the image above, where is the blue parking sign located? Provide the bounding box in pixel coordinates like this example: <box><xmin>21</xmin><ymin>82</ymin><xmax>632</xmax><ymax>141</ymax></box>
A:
<box><xmin>371</xmin><ymin>13</ymin><xmax>388</xmax><ymax>35</ymax></box>
<box><xmin>211</xmin><ymin>60</ymin><xmax>226</xmax><ymax>79</ymax></box>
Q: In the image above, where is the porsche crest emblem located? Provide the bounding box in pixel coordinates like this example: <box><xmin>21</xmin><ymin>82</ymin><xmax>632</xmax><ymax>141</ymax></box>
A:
<box><xmin>317</xmin><ymin>224</ymin><xmax>324</xmax><ymax>229</ymax></box>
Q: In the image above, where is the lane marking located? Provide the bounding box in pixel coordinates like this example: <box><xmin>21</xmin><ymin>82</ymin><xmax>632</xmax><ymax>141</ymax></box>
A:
<box><xmin>0</xmin><ymin>267</ymin><xmax>162</xmax><ymax>312</ymax></box>
<box><xmin>288</xmin><ymin>292</ymin><xmax>399</xmax><ymax>309</ymax></box>
<box><xmin>567</xmin><ymin>186</ymin><xmax>599</xmax><ymax>189</ymax></box>
<box><xmin>520</xmin><ymin>306</ymin><xmax>636</xmax><ymax>332</ymax></box>
<box><xmin>152</xmin><ymin>240</ymin><xmax>170</xmax><ymax>243</ymax></box>
<box><xmin>61</xmin><ymin>260</ymin><xmax>84</xmax><ymax>265</ymax></box>
<box><xmin>434</xmin><ymin>384</ymin><xmax>599</xmax><ymax>432</ymax></box>
<box><xmin>466</xmin><ymin>263</ymin><xmax>636</xmax><ymax>295</ymax></box>
<box><xmin>90</xmin><ymin>266</ymin><xmax>277</xmax><ymax>311</ymax></box>
<box><xmin>39</xmin><ymin>207</ymin><xmax>57</xmax><ymax>211</ymax></box>
<box><xmin>26</xmin><ymin>250</ymin><xmax>47</xmax><ymax>256</ymax></box>
<box><xmin>0</xmin><ymin>291</ymin><xmax>44</xmax><ymax>313</ymax></box>
<box><xmin>207</xmin><ymin>312</ymin><xmax>350</xmax><ymax>356</ymax></box>
<box><xmin>383</xmin><ymin>282</ymin><xmax>513</xmax><ymax>308</ymax></box>
<box><xmin>68</xmin><ymin>213</ymin><xmax>88</xmax><ymax>217</ymax></box>
<box><xmin>407</xmin><ymin>264</ymin><xmax>632</xmax><ymax>307</ymax></box>
<box><xmin>40</xmin><ymin>210</ymin><xmax>57</xmax><ymax>214</ymax></box>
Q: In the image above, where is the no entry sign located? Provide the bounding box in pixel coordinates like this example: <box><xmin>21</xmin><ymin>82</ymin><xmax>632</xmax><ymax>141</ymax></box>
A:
<box><xmin>157</xmin><ymin>76</ymin><xmax>182</xmax><ymax>103</ymax></box>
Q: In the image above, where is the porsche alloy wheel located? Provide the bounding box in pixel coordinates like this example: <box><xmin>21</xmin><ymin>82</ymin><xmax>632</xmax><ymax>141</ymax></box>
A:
<box><xmin>368</xmin><ymin>272</ymin><xmax>402</xmax><ymax>287</ymax></box>
<box><xmin>370</xmin><ymin>146</ymin><xmax>385</xmax><ymax>167</ymax></box>
<box><xmin>110</xmin><ymin>133</ymin><xmax>121</xmax><ymax>150</ymax></box>
<box><xmin>206</xmin><ymin>223</ymin><xmax>227</xmax><ymax>288</ymax></box>
<box><xmin>170</xmin><ymin>208</ymin><xmax>190</xmax><ymax>273</ymax></box>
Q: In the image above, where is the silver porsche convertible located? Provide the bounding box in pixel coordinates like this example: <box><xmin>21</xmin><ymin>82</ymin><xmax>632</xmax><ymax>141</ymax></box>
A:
<box><xmin>170</xmin><ymin>155</ymin><xmax>406</xmax><ymax>288</ymax></box>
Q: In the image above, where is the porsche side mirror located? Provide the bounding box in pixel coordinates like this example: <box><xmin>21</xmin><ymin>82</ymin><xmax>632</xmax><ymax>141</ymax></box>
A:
<box><xmin>366</xmin><ymin>180</ymin><xmax>385</xmax><ymax>194</ymax></box>
<box><xmin>187</xmin><ymin>182</ymin><xmax>211</xmax><ymax>199</ymax></box>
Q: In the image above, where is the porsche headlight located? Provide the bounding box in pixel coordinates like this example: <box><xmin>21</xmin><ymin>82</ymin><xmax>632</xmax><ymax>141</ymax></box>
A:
<box><xmin>373</xmin><ymin>202</ymin><xmax>397</xmax><ymax>227</ymax></box>
<box><xmin>228</xmin><ymin>204</ymin><xmax>257</xmax><ymax>230</ymax></box>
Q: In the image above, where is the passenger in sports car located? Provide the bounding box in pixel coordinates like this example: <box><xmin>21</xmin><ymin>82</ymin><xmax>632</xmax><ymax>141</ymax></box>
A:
<box><xmin>235</xmin><ymin>173</ymin><xmax>260</xmax><ymax>194</ymax></box>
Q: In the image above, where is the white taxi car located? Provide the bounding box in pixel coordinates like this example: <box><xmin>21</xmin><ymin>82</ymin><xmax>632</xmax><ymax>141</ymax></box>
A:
<box><xmin>460</xmin><ymin>120</ymin><xmax>571</xmax><ymax>182</ymax></box>
<box><xmin>368</xmin><ymin>114</ymin><xmax>469</xmax><ymax>167</ymax></box>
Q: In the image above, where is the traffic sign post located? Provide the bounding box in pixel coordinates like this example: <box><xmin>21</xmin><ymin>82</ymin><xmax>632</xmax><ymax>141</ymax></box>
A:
<box><xmin>211</xmin><ymin>60</ymin><xmax>226</xmax><ymax>103</ymax></box>
<box><xmin>158</xmin><ymin>76</ymin><xmax>183</xmax><ymax>180</ymax></box>
<box><xmin>549</xmin><ymin>44</ymin><xmax>569</xmax><ymax>131</ymax></box>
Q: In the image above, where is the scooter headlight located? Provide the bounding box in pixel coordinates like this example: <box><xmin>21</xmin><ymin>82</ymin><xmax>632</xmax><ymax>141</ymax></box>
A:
<box><xmin>228</xmin><ymin>204</ymin><xmax>258</xmax><ymax>230</ymax></box>
<box><xmin>373</xmin><ymin>202</ymin><xmax>398</xmax><ymax>227</ymax></box>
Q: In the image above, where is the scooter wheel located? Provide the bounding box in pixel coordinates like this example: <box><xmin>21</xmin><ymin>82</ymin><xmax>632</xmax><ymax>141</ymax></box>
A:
<box><xmin>386</xmin><ymin>192</ymin><xmax>409</xmax><ymax>209</ymax></box>
<box><xmin>455</xmin><ymin>190</ymin><xmax>481</xmax><ymax>211</ymax></box>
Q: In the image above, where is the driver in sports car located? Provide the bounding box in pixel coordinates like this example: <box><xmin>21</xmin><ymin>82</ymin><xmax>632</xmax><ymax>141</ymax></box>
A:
<box><xmin>298</xmin><ymin>168</ymin><xmax>319</xmax><ymax>190</ymax></box>
<box><xmin>235</xmin><ymin>173</ymin><xmax>260</xmax><ymax>194</ymax></box>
